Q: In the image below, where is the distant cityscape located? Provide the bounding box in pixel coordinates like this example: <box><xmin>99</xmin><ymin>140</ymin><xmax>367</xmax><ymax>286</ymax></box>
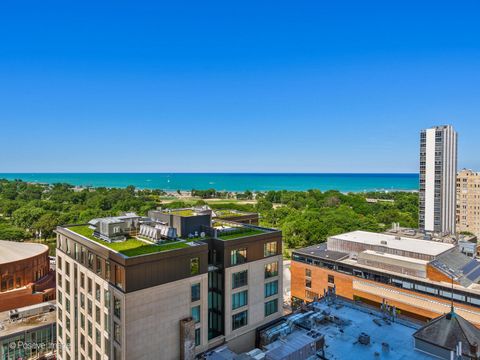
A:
<box><xmin>2</xmin><ymin>125</ymin><xmax>480</xmax><ymax>360</ymax></box>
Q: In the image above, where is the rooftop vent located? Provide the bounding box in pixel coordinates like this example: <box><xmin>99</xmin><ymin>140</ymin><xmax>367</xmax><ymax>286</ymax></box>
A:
<box><xmin>381</xmin><ymin>240</ymin><xmax>388</xmax><ymax>245</ymax></box>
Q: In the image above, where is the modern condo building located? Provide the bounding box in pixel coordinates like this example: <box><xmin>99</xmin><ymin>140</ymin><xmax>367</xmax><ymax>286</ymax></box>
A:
<box><xmin>55</xmin><ymin>207</ymin><xmax>282</xmax><ymax>360</ymax></box>
<box><xmin>419</xmin><ymin>125</ymin><xmax>458</xmax><ymax>235</ymax></box>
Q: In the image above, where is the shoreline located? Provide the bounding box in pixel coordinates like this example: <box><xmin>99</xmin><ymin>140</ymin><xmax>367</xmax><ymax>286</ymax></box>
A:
<box><xmin>0</xmin><ymin>173</ymin><xmax>419</xmax><ymax>194</ymax></box>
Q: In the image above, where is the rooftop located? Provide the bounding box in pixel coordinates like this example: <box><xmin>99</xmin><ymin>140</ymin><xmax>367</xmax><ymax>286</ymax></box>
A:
<box><xmin>413</xmin><ymin>309</ymin><xmax>480</xmax><ymax>358</ymax></box>
<box><xmin>0</xmin><ymin>240</ymin><xmax>48</xmax><ymax>264</ymax></box>
<box><xmin>294</xmin><ymin>243</ymin><xmax>349</xmax><ymax>261</ymax></box>
<box><xmin>330</xmin><ymin>230</ymin><xmax>455</xmax><ymax>257</ymax></box>
<box><xmin>0</xmin><ymin>302</ymin><xmax>56</xmax><ymax>338</ymax></box>
<box><xmin>208</xmin><ymin>298</ymin><xmax>435</xmax><ymax>359</ymax></box>
<box><xmin>65</xmin><ymin>225</ymin><xmax>190</xmax><ymax>257</ymax></box>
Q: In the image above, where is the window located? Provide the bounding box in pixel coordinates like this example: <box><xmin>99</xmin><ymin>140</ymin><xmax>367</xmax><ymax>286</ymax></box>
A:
<box><xmin>58</xmin><ymin>256</ymin><xmax>62</xmax><ymax>270</ymax></box>
<box><xmin>65</xmin><ymin>280</ymin><xmax>70</xmax><ymax>295</ymax></box>
<box><xmin>96</xmin><ymin>328</ymin><xmax>101</xmax><ymax>344</ymax></box>
<box><xmin>265</xmin><ymin>280</ymin><xmax>278</xmax><ymax>298</ymax></box>
<box><xmin>191</xmin><ymin>306</ymin><xmax>201</xmax><ymax>323</ymax></box>
<box><xmin>58</xmin><ymin>273</ymin><xmax>62</xmax><ymax>287</ymax></box>
<box><xmin>105</xmin><ymin>261</ymin><xmax>111</xmax><ymax>280</ymax></box>
<box><xmin>88</xmin><ymin>299</ymin><xmax>93</xmax><ymax>315</ymax></box>
<box><xmin>66</xmin><ymin>298</ymin><xmax>70</xmax><ymax>312</ymax></box>
<box><xmin>95</xmin><ymin>283</ymin><xmax>101</xmax><ymax>301</ymax></box>
<box><xmin>95</xmin><ymin>306</ymin><xmax>101</xmax><ymax>324</ymax></box>
<box><xmin>231</xmin><ymin>248</ymin><xmax>247</xmax><ymax>265</ymax></box>
<box><xmin>114</xmin><ymin>297</ymin><xmax>121</xmax><ymax>319</ymax></box>
<box><xmin>305</xmin><ymin>268</ymin><xmax>311</xmax><ymax>277</ymax></box>
<box><xmin>265</xmin><ymin>299</ymin><xmax>278</xmax><ymax>317</ymax></box>
<box><xmin>191</xmin><ymin>283</ymin><xmax>201</xmax><ymax>302</ymax></box>
<box><xmin>105</xmin><ymin>313</ymin><xmax>110</xmax><ymax>333</ymax></box>
<box><xmin>80</xmin><ymin>293</ymin><xmax>85</xmax><ymax>309</ymax></box>
<box><xmin>265</xmin><ymin>262</ymin><xmax>278</xmax><ymax>278</ymax></box>
<box><xmin>96</xmin><ymin>257</ymin><xmax>102</xmax><ymax>275</ymax></box>
<box><xmin>190</xmin><ymin>258</ymin><xmax>199</xmax><ymax>275</ymax></box>
<box><xmin>232</xmin><ymin>310</ymin><xmax>248</xmax><ymax>330</ymax></box>
<box><xmin>65</xmin><ymin>261</ymin><xmax>70</xmax><ymax>276</ymax></box>
<box><xmin>232</xmin><ymin>290</ymin><xmax>248</xmax><ymax>310</ymax></box>
<box><xmin>114</xmin><ymin>322</ymin><xmax>121</xmax><ymax>343</ymax></box>
<box><xmin>88</xmin><ymin>320</ymin><xmax>93</xmax><ymax>338</ymax></box>
<box><xmin>105</xmin><ymin>289</ymin><xmax>111</xmax><ymax>308</ymax></box>
<box><xmin>328</xmin><ymin>275</ymin><xmax>335</xmax><ymax>284</ymax></box>
<box><xmin>305</xmin><ymin>279</ymin><xmax>312</xmax><ymax>288</ymax></box>
<box><xmin>232</xmin><ymin>270</ymin><xmax>248</xmax><ymax>289</ymax></box>
<box><xmin>88</xmin><ymin>278</ymin><xmax>92</xmax><ymax>295</ymax></box>
<box><xmin>81</xmin><ymin>314</ymin><xmax>85</xmax><ymax>329</ymax></box>
<box><xmin>195</xmin><ymin>328</ymin><xmax>201</xmax><ymax>346</ymax></box>
<box><xmin>88</xmin><ymin>253</ymin><xmax>94</xmax><ymax>269</ymax></box>
<box><xmin>80</xmin><ymin>273</ymin><xmax>85</xmax><ymax>289</ymax></box>
<box><xmin>264</xmin><ymin>241</ymin><xmax>277</xmax><ymax>257</ymax></box>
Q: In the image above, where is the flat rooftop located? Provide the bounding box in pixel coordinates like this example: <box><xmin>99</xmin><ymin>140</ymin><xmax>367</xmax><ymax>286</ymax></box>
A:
<box><xmin>0</xmin><ymin>302</ymin><xmax>56</xmax><ymax>338</ymax></box>
<box><xmin>294</xmin><ymin>243</ymin><xmax>349</xmax><ymax>261</ymax></box>
<box><xmin>330</xmin><ymin>230</ymin><xmax>454</xmax><ymax>257</ymax></box>
<box><xmin>0</xmin><ymin>240</ymin><xmax>48</xmax><ymax>264</ymax></box>
<box><xmin>64</xmin><ymin>225</ymin><xmax>190</xmax><ymax>257</ymax></box>
<box><xmin>212</xmin><ymin>221</ymin><xmax>273</xmax><ymax>241</ymax></box>
<box><xmin>313</xmin><ymin>300</ymin><xmax>434</xmax><ymax>359</ymax></box>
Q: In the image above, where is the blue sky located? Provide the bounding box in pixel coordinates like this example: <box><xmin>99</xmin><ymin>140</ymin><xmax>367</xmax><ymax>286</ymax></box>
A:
<box><xmin>0</xmin><ymin>0</ymin><xmax>479</xmax><ymax>173</ymax></box>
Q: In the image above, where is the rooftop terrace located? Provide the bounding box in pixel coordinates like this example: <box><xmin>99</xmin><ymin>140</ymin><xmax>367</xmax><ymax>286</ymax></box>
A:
<box><xmin>65</xmin><ymin>225</ymin><xmax>190</xmax><ymax>257</ymax></box>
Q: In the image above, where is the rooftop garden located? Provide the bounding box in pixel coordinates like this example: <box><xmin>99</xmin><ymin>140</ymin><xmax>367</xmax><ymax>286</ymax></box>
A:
<box><xmin>215</xmin><ymin>210</ymin><xmax>247</xmax><ymax>217</ymax></box>
<box><xmin>167</xmin><ymin>209</ymin><xmax>196</xmax><ymax>216</ymax></box>
<box><xmin>217</xmin><ymin>228</ymin><xmax>265</xmax><ymax>240</ymax></box>
<box><xmin>67</xmin><ymin>225</ymin><xmax>189</xmax><ymax>257</ymax></box>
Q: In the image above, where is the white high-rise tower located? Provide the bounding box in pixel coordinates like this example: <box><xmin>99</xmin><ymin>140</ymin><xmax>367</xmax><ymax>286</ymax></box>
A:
<box><xmin>419</xmin><ymin>125</ymin><xmax>457</xmax><ymax>234</ymax></box>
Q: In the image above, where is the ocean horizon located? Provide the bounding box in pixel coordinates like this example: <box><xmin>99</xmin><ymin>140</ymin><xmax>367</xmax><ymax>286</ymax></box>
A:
<box><xmin>0</xmin><ymin>173</ymin><xmax>419</xmax><ymax>193</ymax></box>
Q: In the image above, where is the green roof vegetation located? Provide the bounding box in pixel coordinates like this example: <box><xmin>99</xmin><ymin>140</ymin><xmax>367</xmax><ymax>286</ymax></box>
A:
<box><xmin>216</xmin><ymin>210</ymin><xmax>245</xmax><ymax>217</ymax></box>
<box><xmin>217</xmin><ymin>228</ymin><xmax>265</xmax><ymax>240</ymax></box>
<box><xmin>67</xmin><ymin>225</ymin><xmax>189</xmax><ymax>256</ymax></box>
<box><xmin>168</xmin><ymin>209</ymin><xmax>195</xmax><ymax>216</ymax></box>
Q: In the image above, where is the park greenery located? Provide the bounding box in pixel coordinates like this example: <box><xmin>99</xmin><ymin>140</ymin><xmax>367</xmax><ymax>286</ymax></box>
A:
<box><xmin>0</xmin><ymin>179</ymin><xmax>418</xmax><ymax>252</ymax></box>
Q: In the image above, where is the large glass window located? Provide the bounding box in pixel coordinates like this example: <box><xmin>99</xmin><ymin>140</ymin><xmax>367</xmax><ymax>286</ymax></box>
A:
<box><xmin>191</xmin><ymin>305</ymin><xmax>201</xmax><ymax>323</ymax></box>
<box><xmin>191</xmin><ymin>283</ymin><xmax>201</xmax><ymax>302</ymax></box>
<box><xmin>231</xmin><ymin>248</ymin><xmax>247</xmax><ymax>265</ymax></box>
<box><xmin>232</xmin><ymin>290</ymin><xmax>248</xmax><ymax>310</ymax></box>
<box><xmin>190</xmin><ymin>258</ymin><xmax>199</xmax><ymax>275</ymax></box>
<box><xmin>264</xmin><ymin>241</ymin><xmax>277</xmax><ymax>257</ymax></box>
<box><xmin>265</xmin><ymin>299</ymin><xmax>278</xmax><ymax>317</ymax></box>
<box><xmin>232</xmin><ymin>310</ymin><xmax>248</xmax><ymax>330</ymax></box>
<box><xmin>114</xmin><ymin>297</ymin><xmax>121</xmax><ymax>319</ymax></box>
<box><xmin>265</xmin><ymin>280</ymin><xmax>278</xmax><ymax>298</ymax></box>
<box><xmin>265</xmin><ymin>262</ymin><xmax>278</xmax><ymax>278</ymax></box>
<box><xmin>232</xmin><ymin>270</ymin><xmax>248</xmax><ymax>289</ymax></box>
<box><xmin>195</xmin><ymin>328</ymin><xmax>201</xmax><ymax>346</ymax></box>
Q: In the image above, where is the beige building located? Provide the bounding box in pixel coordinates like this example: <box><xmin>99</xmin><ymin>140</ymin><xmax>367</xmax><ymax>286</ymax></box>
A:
<box><xmin>55</xmin><ymin>209</ymin><xmax>282</xmax><ymax>360</ymax></box>
<box><xmin>457</xmin><ymin>169</ymin><xmax>480</xmax><ymax>238</ymax></box>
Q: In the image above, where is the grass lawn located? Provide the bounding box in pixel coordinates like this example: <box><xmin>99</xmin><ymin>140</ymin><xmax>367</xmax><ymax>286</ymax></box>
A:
<box><xmin>217</xmin><ymin>228</ymin><xmax>265</xmax><ymax>240</ymax></box>
<box><xmin>67</xmin><ymin>225</ymin><xmax>189</xmax><ymax>256</ymax></box>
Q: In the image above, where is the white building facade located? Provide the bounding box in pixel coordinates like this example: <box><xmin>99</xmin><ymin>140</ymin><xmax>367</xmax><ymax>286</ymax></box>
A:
<box><xmin>419</xmin><ymin>125</ymin><xmax>458</xmax><ymax>234</ymax></box>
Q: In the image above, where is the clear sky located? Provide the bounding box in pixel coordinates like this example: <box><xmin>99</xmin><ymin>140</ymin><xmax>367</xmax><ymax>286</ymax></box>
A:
<box><xmin>1</xmin><ymin>1</ymin><xmax>479</xmax><ymax>173</ymax></box>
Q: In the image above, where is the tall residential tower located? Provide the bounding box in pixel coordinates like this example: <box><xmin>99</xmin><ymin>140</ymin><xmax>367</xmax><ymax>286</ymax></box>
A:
<box><xmin>419</xmin><ymin>125</ymin><xmax>458</xmax><ymax>234</ymax></box>
<box><xmin>456</xmin><ymin>169</ymin><xmax>480</xmax><ymax>238</ymax></box>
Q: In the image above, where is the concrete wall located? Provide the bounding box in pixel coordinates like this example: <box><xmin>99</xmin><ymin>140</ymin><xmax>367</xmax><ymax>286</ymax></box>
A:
<box><xmin>124</xmin><ymin>273</ymin><xmax>209</xmax><ymax>360</ymax></box>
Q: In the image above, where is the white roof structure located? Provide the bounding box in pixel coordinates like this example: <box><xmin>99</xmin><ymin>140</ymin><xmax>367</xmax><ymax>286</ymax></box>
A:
<box><xmin>329</xmin><ymin>230</ymin><xmax>454</xmax><ymax>257</ymax></box>
<box><xmin>0</xmin><ymin>240</ymin><xmax>48</xmax><ymax>264</ymax></box>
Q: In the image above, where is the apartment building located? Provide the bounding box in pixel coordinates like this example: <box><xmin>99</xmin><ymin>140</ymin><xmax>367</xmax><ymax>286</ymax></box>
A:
<box><xmin>55</xmin><ymin>207</ymin><xmax>282</xmax><ymax>360</ymax></box>
<box><xmin>457</xmin><ymin>169</ymin><xmax>480</xmax><ymax>238</ymax></box>
<box><xmin>419</xmin><ymin>125</ymin><xmax>458</xmax><ymax>235</ymax></box>
<box><xmin>291</xmin><ymin>230</ymin><xmax>480</xmax><ymax>326</ymax></box>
